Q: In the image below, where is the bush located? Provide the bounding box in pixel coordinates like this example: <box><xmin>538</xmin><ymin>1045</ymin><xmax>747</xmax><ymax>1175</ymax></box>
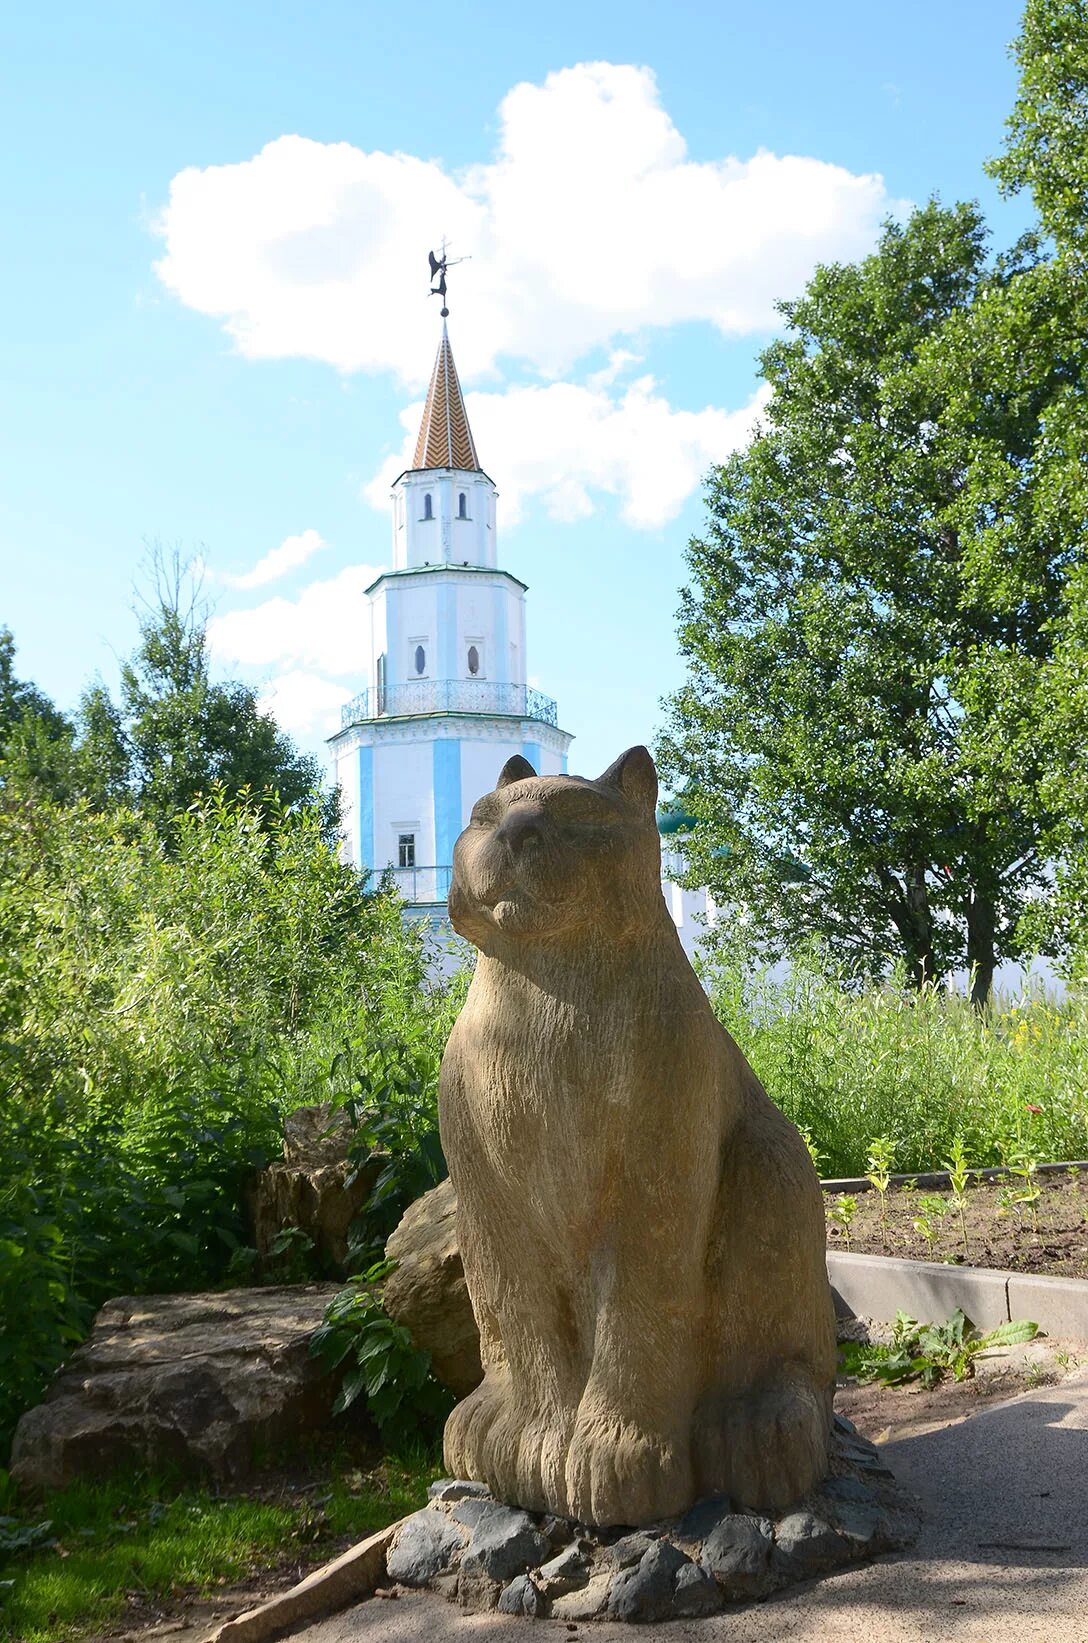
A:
<box><xmin>705</xmin><ymin>940</ymin><xmax>1088</xmax><ymax>1175</ymax></box>
<box><xmin>0</xmin><ymin>790</ymin><xmax>465</xmax><ymax>1459</ymax></box>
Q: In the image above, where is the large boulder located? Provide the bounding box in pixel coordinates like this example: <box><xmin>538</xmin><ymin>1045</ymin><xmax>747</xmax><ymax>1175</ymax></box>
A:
<box><xmin>383</xmin><ymin>1178</ymin><xmax>481</xmax><ymax>1397</ymax></box>
<box><xmin>10</xmin><ymin>1285</ymin><xmax>345</xmax><ymax>1491</ymax></box>
<box><xmin>249</xmin><ymin>1104</ymin><xmax>380</xmax><ymax>1274</ymax></box>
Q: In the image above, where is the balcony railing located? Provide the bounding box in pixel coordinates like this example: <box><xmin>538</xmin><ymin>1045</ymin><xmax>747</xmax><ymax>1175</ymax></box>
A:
<box><xmin>382</xmin><ymin>864</ymin><xmax>454</xmax><ymax>904</ymax></box>
<box><xmin>341</xmin><ymin>679</ymin><xmax>559</xmax><ymax>730</ymax></box>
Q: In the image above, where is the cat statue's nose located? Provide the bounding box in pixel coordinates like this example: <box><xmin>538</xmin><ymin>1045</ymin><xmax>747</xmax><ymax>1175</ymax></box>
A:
<box><xmin>496</xmin><ymin>803</ymin><xmax>545</xmax><ymax>856</ymax></box>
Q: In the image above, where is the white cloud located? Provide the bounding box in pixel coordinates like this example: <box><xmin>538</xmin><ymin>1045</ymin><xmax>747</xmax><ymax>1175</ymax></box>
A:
<box><xmin>207</xmin><ymin>562</ymin><xmax>381</xmax><ymax>677</ymax></box>
<box><xmin>257</xmin><ymin>670</ymin><xmax>352</xmax><ymax>739</ymax></box>
<box><xmin>220</xmin><ymin>528</ymin><xmax>326</xmax><ymax>590</ymax></box>
<box><xmin>367</xmin><ymin>375</ymin><xmax>771</xmax><ymax>529</ymax></box>
<box><xmin>154</xmin><ymin>62</ymin><xmax>903</xmax><ymax>382</ymax></box>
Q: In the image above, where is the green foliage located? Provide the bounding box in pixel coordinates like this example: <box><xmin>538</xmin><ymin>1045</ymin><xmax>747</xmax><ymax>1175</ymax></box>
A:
<box><xmin>0</xmin><ymin>1454</ymin><xmax>434</xmax><ymax>1643</ymax></box>
<box><xmin>310</xmin><ymin>1263</ymin><xmax>455</xmax><ymax>1446</ymax></box>
<box><xmin>659</xmin><ymin>199</ymin><xmax>1080</xmax><ymax>1004</ymax></box>
<box><xmin>0</xmin><ymin>788</ymin><xmax>461</xmax><ymax>1459</ymax></box>
<box><xmin>704</xmin><ymin>938</ymin><xmax>1088</xmax><ymax>1175</ymax></box>
<box><xmin>990</xmin><ymin>0</ymin><xmax>1088</xmax><ymax>250</ymax></box>
<box><xmin>826</xmin><ymin>1193</ymin><xmax>858</xmax><ymax>1249</ymax></box>
<box><xmin>840</xmin><ymin>1308</ymin><xmax>1039</xmax><ymax>1390</ymax></box>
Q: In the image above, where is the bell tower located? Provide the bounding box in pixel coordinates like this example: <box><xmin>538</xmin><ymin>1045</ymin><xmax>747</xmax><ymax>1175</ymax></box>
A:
<box><xmin>328</xmin><ymin>260</ymin><xmax>572</xmax><ymax>917</ymax></box>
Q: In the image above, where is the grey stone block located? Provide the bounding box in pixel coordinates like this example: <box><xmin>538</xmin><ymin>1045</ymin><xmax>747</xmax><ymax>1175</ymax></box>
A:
<box><xmin>675</xmin><ymin>1493</ymin><xmax>734</xmax><ymax>1545</ymax></box>
<box><xmin>386</xmin><ymin>1510</ymin><xmax>466</xmax><ymax>1585</ymax></box>
<box><xmin>672</xmin><ymin>1560</ymin><xmax>724</xmax><ymax>1616</ymax></box>
<box><xmin>427</xmin><ymin>1478</ymin><xmax>490</xmax><ymax>1503</ymax></box>
<box><xmin>701</xmin><ymin>1513</ymin><xmax>775</xmax><ymax>1597</ymax></box>
<box><xmin>460</xmin><ymin>1504</ymin><xmax>550</xmax><ymax>1584</ymax></box>
<box><xmin>606</xmin><ymin>1531</ymin><xmax>659</xmax><ymax>1569</ymax></box>
<box><xmin>608</xmin><ymin>1541</ymin><xmax>690</xmax><ymax>1622</ymax></box>
<box><xmin>497</xmin><ymin>1573</ymin><xmax>548</xmax><ymax>1616</ymax></box>
<box><xmin>1006</xmin><ymin>1273</ymin><xmax>1088</xmax><ymax>1344</ymax></box>
<box><xmin>537</xmin><ymin>1543</ymin><xmax>590</xmax><ymax>1595</ymax></box>
<box><xmin>828</xmin><ymin>1252</ymin><xmax>1010</xmax><ymax>1331</ymax></box>
<box><xmin>774</xmin><ymin>1511</ymin><xmax>851</xmax><ymax>1574</ymax></box>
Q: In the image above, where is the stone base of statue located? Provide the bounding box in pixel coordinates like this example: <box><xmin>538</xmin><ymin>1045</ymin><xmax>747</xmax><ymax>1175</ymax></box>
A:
<box><xmin>383</xmin><ymin>1414</ymin><xmax>919</xmax><ymax>1623</ymax></box>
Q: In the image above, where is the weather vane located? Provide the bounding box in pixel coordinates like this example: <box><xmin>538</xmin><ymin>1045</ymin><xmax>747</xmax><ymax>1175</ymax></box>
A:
<box><xmin>428</xmin><ymin>238</ymin><xmax>470</xmax><ymax>318</ymax></box>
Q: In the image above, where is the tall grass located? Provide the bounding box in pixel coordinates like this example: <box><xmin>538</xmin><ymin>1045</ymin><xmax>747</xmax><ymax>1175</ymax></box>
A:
<box><xmin>705</xmin><ymin>943</ymin><xmax>1088</xmax><ymax>1175</ymax></box>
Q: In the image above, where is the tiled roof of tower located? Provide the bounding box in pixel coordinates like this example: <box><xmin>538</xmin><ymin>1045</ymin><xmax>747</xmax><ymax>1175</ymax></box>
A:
<box><xmin>412</xmin><ymin>322</ymin><xmax>481</xmax><ymax>472</ymax></box>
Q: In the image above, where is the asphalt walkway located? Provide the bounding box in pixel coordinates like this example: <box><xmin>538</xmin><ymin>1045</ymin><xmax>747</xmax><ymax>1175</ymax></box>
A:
<box><xmin>291</xmin><ymin>1370</ymin><xmax>1088</xmax><ymax>1643</ymax></box>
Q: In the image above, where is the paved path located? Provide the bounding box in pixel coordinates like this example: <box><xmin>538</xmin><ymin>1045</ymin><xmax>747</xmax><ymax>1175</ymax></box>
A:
<box><xmin>290</xmin><ymin>1371</ymin><xmax>1088</xmax><ymax>1643</ymax></box>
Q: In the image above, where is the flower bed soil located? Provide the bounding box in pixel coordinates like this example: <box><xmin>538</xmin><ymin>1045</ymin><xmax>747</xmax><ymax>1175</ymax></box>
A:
<box><xmin>824</xmin><ymin>1171</ymin><xmax>1088</xmax><ymax>1280</ymax></box>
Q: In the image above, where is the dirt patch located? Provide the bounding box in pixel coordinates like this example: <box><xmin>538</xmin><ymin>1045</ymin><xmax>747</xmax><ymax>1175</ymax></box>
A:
<box><xmin>825</xmin><ymin>1171</ymin><xmax>1088</xmax><ymax>1278</ymax></box>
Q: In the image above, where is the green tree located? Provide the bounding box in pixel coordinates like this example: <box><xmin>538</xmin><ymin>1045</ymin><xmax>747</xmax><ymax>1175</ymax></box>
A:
<box><xmin>0</xmin><ymin>628</ymin><xmax>76</xmax><ymax>798</ymax></box>
<box><xmin>984</xmin><ymin>0</ymin><xmax>1088</xmax><ymax>966</ymax></box>
<box><xmin>82</xmin><ymin>560</ymin><xmax>339</xmax><ymax>840</ymax></box>
<box><xmin>659</xmin><ymin>202</ymin><xmax>1076</xmax><ymax>1005</ymax></box>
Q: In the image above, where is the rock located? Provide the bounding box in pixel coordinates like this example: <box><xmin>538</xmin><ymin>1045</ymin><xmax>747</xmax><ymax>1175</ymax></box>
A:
<box><xmin>382</xmin><ymin>1178</ymin><xmax>482</xmax><ymax>1396</ymax></box>
<box><xmin>451</xmin><ymin>1497</ymin><xmax>499</xmax><ymax>1531</ymax></box>
<box><xmin>428</xmin><ymin>1479</ymin><xmax>491</xmax><ymax>1503</ymax></box>
<box><xmin>675</xmin><ymin>1493</ymin><xmax>734</xmax><ymax>1545</ymax></box>
<box><xmin>459</xmin><ymin>1503</ymin><xmax>550</xmax><ymax>1585</ymax></box>
<box><xmin>606</xmin><ymin>1531</ymin><xmax>660</xmax><ymax>1569</ymax></box>
<box><xmin>536</xmin><ymin>1543</ymin><xmax>590</xmax><ymax>1595</ymax></box>
<box><xmin>774</xmin><ymin>1511</ymin><xmax>850</xmax><ymax>1574</ymax></box>
<box><xmin>673</xmin><ymin>1560</ymin><xmax>724</xmax><ymax>1617</ymax></box>
<box><xmin>386</xmin><ymin>1510</ymin><xmax>466</xmax><ymax>1585</ymax></box>
<box><xmin>550</xmin><ymin>1571</ymin><xmax>612</xmax><ymax>1621</ymax></box>
<box><xmin>9</xmin><ymin>1285</ymin><xmax>344</xmax><ymax>1491</ymax></box>
<box><xmin>607</xmin><ymin>1540</ymin><xmax>691</xmax><ymax>1623</ymax></box>
<box><xmin>249</xmin><ymin>1104</ymin><xmax>381</xmax><ymax>1275</ymax></box>
<box><xmin>820</xmin><ymin>1474</ymin><xmax>877</xmax><ymax>1507</ymax></box>
<box><xmin>701</xmin><ymin>1513</ymin><xmax>775</xmax><ymax>1598</ymax></box>
<box><xmin>497</xmin><ymin>1573</ymin><xmax>548</xmax><ymax>1616</ymax></box>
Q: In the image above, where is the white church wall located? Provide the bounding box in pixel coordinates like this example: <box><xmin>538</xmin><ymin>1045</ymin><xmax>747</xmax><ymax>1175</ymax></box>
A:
<box><xmin>372</xmin><ymin>738</ymin><xmax>435</xmax><ymax>870</ymax></box>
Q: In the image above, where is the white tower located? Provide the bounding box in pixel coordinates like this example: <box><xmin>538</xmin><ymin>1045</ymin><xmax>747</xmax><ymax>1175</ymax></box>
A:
<box><xmin>329</xmin><ymin>320</ymin><xmax>573</xmax><ymax>915</ymax></box>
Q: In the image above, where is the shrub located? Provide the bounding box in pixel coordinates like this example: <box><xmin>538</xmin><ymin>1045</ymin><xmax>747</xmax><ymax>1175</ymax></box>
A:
<box><xmin>0</xmin><ymin>790</ymin><xmax>464</xmax><ymax>1459</ymax></box>
<box><xmin>704</xmin><ymin>939</ymin><xmax>1088</xmax><ymax>1175</ymax></box>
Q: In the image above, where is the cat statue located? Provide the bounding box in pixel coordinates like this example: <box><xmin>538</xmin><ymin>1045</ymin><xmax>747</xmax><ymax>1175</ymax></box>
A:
<box><xmin>440</xmin><ymin>745</ymin><xmax>837</xmax><ymax>1528</ymax></box>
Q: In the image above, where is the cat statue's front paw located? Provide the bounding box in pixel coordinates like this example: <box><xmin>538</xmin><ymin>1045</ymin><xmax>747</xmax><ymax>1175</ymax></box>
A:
<box><xmin>444</xmin><ymin>1371</ymin><xmax>517</xmax><ymax>1488</ymax></box>
<box><xmin>563</xmin><ymin>1410</ymin><xmax>694</xmax><ymax>1527</ymax></box>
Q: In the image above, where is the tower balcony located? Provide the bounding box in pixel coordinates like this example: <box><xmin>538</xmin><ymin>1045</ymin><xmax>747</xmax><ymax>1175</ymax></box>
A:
<box><xmin>340</xmin><ymin>678</ymin><xmax>559</xmax><ymax>730</ymax></box>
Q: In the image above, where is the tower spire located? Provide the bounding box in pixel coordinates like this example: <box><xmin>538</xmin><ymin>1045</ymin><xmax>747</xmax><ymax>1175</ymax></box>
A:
<box><xmin>412</xmin><ymin>319</ymin><xmax>481</xmax><ymax>472</ymax></box>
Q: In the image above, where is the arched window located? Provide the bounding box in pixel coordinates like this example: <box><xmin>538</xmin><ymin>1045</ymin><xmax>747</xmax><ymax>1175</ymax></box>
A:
<box><xmin>423</xmin><ymin>493</ymin><xmax>433</xmax><ymax>520</ymax></box>
<box><xmin>414</xmin><ymin>644</ymin><xmax>426</xmax><ymax>675</ymax></box>
<box><xmin>458</xmin><ymin>492</ymin><xmax>467</xmax><ymax>519</ymax></box>
<box><xmin>467</xmin><ymin>644</ymin><xmax>480</xmax><ymax>676</ymax></box>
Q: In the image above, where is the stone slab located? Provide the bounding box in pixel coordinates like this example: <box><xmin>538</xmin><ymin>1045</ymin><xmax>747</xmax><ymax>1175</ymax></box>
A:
<box><xmin>1006</xmin><ymin>1273</ymin><xmax>1088</xmax><ymax>1341</ymax></box>
<box><xmin>203</xmin><ymin>1520</ymin><xmax>401</xmax><ymax>1642</ymax></box>
<box><xmin>828</xmin><ymin>1251</ymin><xmax>1011</xmax><ymax>1331</ymax></box>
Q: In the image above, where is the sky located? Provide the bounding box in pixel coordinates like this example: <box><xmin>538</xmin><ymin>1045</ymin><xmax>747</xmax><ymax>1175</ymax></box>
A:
<box><xmin>0</xmin><ymin>0</ymin><xmax>1036</xmax><ymax>786</ymax></box>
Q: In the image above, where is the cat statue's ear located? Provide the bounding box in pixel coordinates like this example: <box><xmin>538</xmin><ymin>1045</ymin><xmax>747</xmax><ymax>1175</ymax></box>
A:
<box><xmin>598</xmin><ymin>745</ymin><xmax>658</xmax><ymax>813</ymax></box>
<box><xmin>497</xmin><ymin>754</ymin><xmax>537</xmax><ymax>789</ymax></box>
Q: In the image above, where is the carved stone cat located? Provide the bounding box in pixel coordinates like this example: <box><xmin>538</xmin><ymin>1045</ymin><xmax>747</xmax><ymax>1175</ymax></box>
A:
<box><xmin>440</xmin><ymin>746</ymin><xmax>836</xmax><ymax>1528</ymax></box>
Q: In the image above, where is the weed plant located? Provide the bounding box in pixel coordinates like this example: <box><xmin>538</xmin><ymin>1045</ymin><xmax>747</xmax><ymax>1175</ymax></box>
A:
<box><xmin>704</xmin><ymin>939</ymin><xmax>1088</xmax><ymax>1176</ymax></box>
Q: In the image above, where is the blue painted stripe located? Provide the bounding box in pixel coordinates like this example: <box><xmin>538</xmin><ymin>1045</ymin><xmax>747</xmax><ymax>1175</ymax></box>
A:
<box><xmin>433</xmin><ymin>738</ymin><xmax>462</xmax><ymax>867</ymax></box>
<box><xmin>560</xmin><ymin>751</ymin><xmax>568</xmax><ymax>774</ymax></box>
<box><xmin>357</xmin><ymin>745</ymin><xmax>374</xmax><ymax>871</ymax></box>
<box><xmin>521</xmin><ymin>740</ymin><xmax>542</xmax><ymax>775</ymax></box>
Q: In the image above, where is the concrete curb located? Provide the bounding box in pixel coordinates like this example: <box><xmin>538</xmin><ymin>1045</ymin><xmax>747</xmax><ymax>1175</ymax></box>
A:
<box><xmin>827</xmin><ymin>1249</ymin><xmax>1088</xmax><ymax>1341</ymax></box>
<box><xmin>821</xmin><ymin>1159</ymin><xmax>1088</xmax><ymax>1194</ymax></box>
<box><xmin>202</xmin><ymin>1519</ymin><xmax>402</xmax><ymax>1643</ymax></box>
